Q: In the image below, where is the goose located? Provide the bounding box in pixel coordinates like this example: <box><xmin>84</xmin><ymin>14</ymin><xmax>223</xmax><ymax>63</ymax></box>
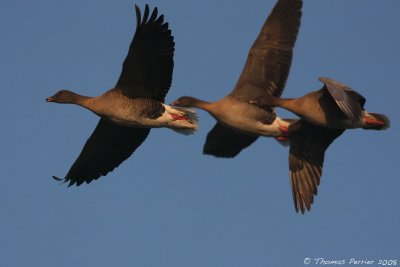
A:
<box><xmin>172</xmin><ymin>0</ymin><xmax>302</xmax><ymax>157</ymax></box>
<box><xmin>251</xmin><ymin>77</ymin><xmax>390</xmax><ymax>130</ymax></box>
<box><xmin>250</xmin><ymin>77</ymin><xmax>390</xmax><ymax>213</ymax></box>
<box><xmin>46</xmin><ymin>5</ymin><xmax>198</xmax><ymax>186</ymax></box>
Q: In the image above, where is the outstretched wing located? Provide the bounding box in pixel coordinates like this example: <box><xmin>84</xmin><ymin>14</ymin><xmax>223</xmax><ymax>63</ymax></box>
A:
<box><xmin>54</xmin><ymin>119</ymin><xmax>150</xmax><ymax>186</ymax></box>
<box><xmin>320</xmin><ymin>77</ymin><xmax>366</xmax><ymax>125</ymax></box>
<box><xmin>203</xmin><ymin>123</ymin><xmax>258</xmax><ymax>158</ymax></box>
<box><xmin>230</xmin><ymin>0</ymin><xmax>302</xmax><ymax>101</ymax></box>
<box><xmin>116</xmin><ymin>5</ymin><xmax>175</xmax><ymax>102</ymax></box>
<box><xmin>288</xmin><ymin>120</ymin><xmax>344</xmax><ymax>214</ymax></box>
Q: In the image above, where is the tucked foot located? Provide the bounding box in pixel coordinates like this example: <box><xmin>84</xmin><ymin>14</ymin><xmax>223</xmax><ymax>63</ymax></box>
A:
<box><xmin>279</xmin><ymin>125</ymin><xmax>289</xmax><ymax>134</ymax></box>
<box><xmin>171</xmin><ymin>113</ymin><xmax>187</xmax><ymax>121</ymax></box>
<box><xmin>275</xmin><ymin>123</ymin><xmax>289</xmax><ymax>142</ymax></box>
<box><xmin>275</xmin><ymin>136</ymin><xmax>289</xmax><ymax>141</ymax></box>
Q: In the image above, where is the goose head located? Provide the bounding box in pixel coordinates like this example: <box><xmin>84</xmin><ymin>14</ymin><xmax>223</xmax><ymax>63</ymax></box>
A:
<box><xmin>171</xmin><ymin>96</ymin><xmax>212</xmax><ymax>112</ymax></box>
<box><xmin>46</xmin><ymin>90</ymin><xmax>81</xmax><ymax>104</ymax></box>
<box><xmin>171</xmin><ymin>96</ymin><xmax>200</xmax><ymax>107</ymax></box>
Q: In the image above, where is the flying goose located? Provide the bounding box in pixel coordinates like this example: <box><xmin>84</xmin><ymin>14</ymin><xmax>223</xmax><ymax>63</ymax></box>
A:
<box><xmin>250</xmin><ymin>77</ymin><xmax>390</xmax><ymax>213</ymax></box>
<box><xmin>172</xmin><ymin>0</ymin><xmax>302</xmax><ymax>157</ymax></box>
<box><xmin>46</xmin><ymin>5</ymin><xmax>198</xmax><ymax>186</ymax></box>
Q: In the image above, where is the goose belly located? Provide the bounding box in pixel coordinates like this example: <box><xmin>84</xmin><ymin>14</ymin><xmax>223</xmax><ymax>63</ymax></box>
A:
<box><xmin>103</xmin><ymin>105</ymin><xmax>195</xmax><ymax>129</ymax></box>
<box><xmin>90</xmin><ymin>95</ymin><xmax>170</xmax><ymax>128</ymax></box>
<box><xmin>106</xmin><ymin>115</ymin><xmax>157</xmax><ymax>128</ymax></box>
<box><xmin>216</xmin><ymin>113</ymin><xmax>283</xmax><ymax>137</ymax></box>
<box><xmin>101</xmin><ymin>108</ymin><xmax>165</xmax><ymax>128</ymax></box>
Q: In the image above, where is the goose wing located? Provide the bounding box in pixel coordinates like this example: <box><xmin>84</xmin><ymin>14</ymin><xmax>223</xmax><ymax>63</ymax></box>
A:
<box><xmin>116</xmin><ymin>5</ymin><xmax>175</xmax><ymax>102</ymax></box>
<box><xmin>320</xmin><ymin>77</ymin><xmax>366</xmax><ymax>125</ymax></box>
<box><xmin>288</xmin><ymin>120</ymin><xmax>344</xmax><ymax>213</ymax></box>
<box><xmin>54</xmin><ymin>119</ymin><xmax>150</xmax><ymax>186</ymax></box>
<box><xmin>230</xmin><ymin>0</ymin><xmax>302</xmax><ymax>101</ymax></box>
<box><xmin>203</xmin><ymin>123</ymin><xmax>258</xmax><ymax>158</ymax></box>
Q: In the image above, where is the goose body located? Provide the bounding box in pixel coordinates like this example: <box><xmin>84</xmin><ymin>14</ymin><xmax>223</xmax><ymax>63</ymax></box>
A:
<box><xmin>46</xmin><ymin>5</ymin><xmax>198</xmax><ymax>186</ymax></box>
<box><xmin>172</xmin><ymin>0</ymin><xmax>303</xmax><ymax>157</ymax></box>
<box><xmin>200</xmin><ymin>96</ymin><xmax>290</xmax><ymax>137</ymax></box>
<box><xmin>79</xmin><ymin>89</ymin><xmax>197</xmax><ymax>130</ymax></box>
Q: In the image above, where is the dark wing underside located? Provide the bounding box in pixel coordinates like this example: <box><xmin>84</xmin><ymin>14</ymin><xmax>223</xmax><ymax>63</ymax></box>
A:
<box><xmin>54</xmin><ymin>119</ymin><xmax>150</xmax><ymax>186</ymax></box>
<box><xmin>288</xmin><ymin>120</ymin><xmax>344</xmax><ymax>214</ymax></box>
<box><xmin>319</xmin><ymin>77</ymin><xmax>366</xmax><ymax>125</ymax></box>
<box><xmin>203</xmin><ymin>123</ymin><xmax>258</xmax><ymax>158</ymax></box>
<box><xmin>116</xmin><ymin>5</ymin><xmax>175</xmax><ymax>102</ymax></box>
<box><xmin>230</xmin><ymin>0</ymin><xmax>302</xmax><ymax>101</ymax></box>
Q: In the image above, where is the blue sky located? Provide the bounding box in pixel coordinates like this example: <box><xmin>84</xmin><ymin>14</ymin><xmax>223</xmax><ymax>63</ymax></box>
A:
<box><xmin>1</xmin><ymin>0</ymin><xmax>399</xmax><ymax>266</ymax></box>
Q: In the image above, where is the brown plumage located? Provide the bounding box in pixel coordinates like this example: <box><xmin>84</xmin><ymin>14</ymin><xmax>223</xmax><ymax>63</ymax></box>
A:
<box><xmin>47</xmin><ymin>5</ymin><xmax>198</xmax><ymax>186</ymax></box>
<box><xmin>252</xmin><ymin>77</ymin><xmax>390</xmax><ymax>130</ymax></box>
<box><xmin>251</xmin><ymin>77</ymin><xmax>390</xmax><ymax>213</ymax></box>
<box><xmin>230</xmin><ymin>0</ymin><xmax>303</xmax><ymax>101</ymax></box>
<box><xmin>288</xmin><ymin>121</ymin><xmax>343</xmax><ymax>213</ymax></box>
<box><xmin>172</xmin><ymin>0</ymin><xmax>303</xmax><ymax>157</ymax></box>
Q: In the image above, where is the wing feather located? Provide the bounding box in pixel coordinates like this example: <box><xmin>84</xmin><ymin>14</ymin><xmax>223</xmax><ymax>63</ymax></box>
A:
<box><xmin>288</xmin><ymin>120</ymin><xmax>344</xmax><ymax>213</ymax></box>
<box><xmin>116</xmin><ymin>5</ymin><xmax>174</xmax><ymax>102</ymax></box>
<box><xmin>319</xmin><ymin>77</ymin><xmax>366</xmax><ymax>125</ymax></box>
<box><xmin>54</xmin><ymin>119</ymin><xmax>150</xmax><ymax>186</ymax></box>
<box><xmin>230</xmin><ymin>0</ymin><xmax>302</xmax><ymax>101</ymax></box>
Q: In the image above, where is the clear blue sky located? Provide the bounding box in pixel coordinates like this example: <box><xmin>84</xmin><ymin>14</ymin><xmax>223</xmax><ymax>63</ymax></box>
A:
<box><xmin>1</xmin><ymin>0</ymin><xmax>399</xmax><ymax>266</ymax></box>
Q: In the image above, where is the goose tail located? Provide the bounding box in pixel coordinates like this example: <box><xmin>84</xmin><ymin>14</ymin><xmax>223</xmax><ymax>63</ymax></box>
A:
<box><xmin>169</xmin><ymin>106</ymin><xmax>199</xmax><ymax>135</ymax></box>
<box><xmin>363</xmin><ymin>112</ymin><xmax>390</xmax><ymax>130</ymax></box>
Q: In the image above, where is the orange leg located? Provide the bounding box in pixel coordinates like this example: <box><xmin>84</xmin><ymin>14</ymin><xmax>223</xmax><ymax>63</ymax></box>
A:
<box><xmin>275</xmin><ymin>136</ymin><xmax>289</xmax><ymax>141</ymax></box>
<box><xmin>171</xmin><ymin>113</ymin><xmax>187</xmax><ymax>120</ymax></box>
<box><xmin>275</xmin><ymin>123</ymin><xmax>289</xmax><ymax>141</ymax></box>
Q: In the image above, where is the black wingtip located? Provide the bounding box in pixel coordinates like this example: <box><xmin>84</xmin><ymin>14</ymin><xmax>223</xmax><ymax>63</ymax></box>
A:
<box><xmin>52</xmin><ymin>175</ymin><xmax>63</xmax><ymax>181</ymax></box>
<box><xmin>294</xmin><ymin>201</ymin><xmax>311</xmax><ymax>215</ymax></box>
<box><xmin>156</xmin><ymin>14</ymin><xmax>164</xmax><ymax>24</ymax></box>
<box><xmin>135</xmin><ymin>5</ymin><xmax>141</xmax><ymax>28</ymax></box>
<box><xmin>52</xmin><ymin>175</ymin><xmax>71</xmax><ymax>187</ymax></box>
<box><xmin>67</xmin><ymin>181</ymin><xmax>76</xmax><ymax>187</ymax></box>
<box><xmin>143</xmin><ymin>4</ymin><xmax>150</xmax><ymax>23</ymax></box>
<box><xmin>149</xmin><ymin>6</ymin><xmax>158</xmax><ymax>22</ymax></box>
<box><xmin>52</xmin><ymin>175</ymin><xmax>71</xmax><ymax>186</ymax></box>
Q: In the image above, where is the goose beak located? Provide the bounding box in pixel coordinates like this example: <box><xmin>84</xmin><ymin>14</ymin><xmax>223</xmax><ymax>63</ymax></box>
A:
<box><xmin>46</xmin><ymin>97</ymin><xmax>55</xmax><ymax>102</ymax></box>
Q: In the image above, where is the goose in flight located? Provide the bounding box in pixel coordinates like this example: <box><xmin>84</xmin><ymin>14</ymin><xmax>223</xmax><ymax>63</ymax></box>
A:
<box><xmin>250</xmin><ymin>77</ymin><xmax>390</xmax><ymax>213</ymax></box>
<box><xmin>172</xmin><ymin>0</ymin><xmax>302</xmax><ymax>157</ymax></box>
<box><xmin>47</xmin><ymin>5</ymin><xmax>198</xmax><ymax>186</ymax></box>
